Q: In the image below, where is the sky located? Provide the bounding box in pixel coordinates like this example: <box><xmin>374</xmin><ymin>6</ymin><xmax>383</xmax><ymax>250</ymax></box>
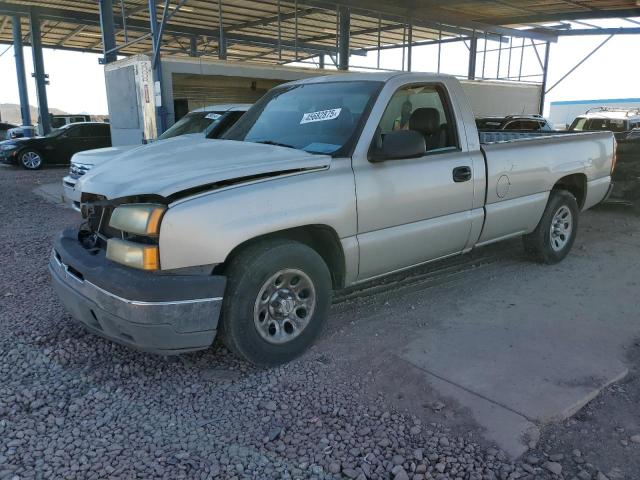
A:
<box><xmin>0</xmin><ymin>18</ymin><xmax>639</xmax><ymax>118</ymax></box>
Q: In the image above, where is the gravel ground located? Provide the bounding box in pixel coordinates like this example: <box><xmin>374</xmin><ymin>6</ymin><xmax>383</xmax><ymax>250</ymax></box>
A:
<box><xmin>0</xmin><ymin>166</ymin><xmax>638</xmax><ymax>479</ymax></box>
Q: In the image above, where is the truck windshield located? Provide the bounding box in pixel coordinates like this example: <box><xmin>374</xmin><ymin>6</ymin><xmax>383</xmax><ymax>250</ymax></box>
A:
<box><xmin>158</xmin><ymin>111</ymin><xmax>226</xmax><ymax>140</ymax></box>
<box><xmin>222</xmin><ymin>81</ymin><xmax>382</xmax><ymax>155</ymax></box>
<box><xmin>570</xmin><ymin>117</ymin><xmax>629</xmax><ymax>132</ymax></box>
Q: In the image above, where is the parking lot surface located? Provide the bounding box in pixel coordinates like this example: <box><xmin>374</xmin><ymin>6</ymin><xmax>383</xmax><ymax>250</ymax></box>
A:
<box><xmin>1</xmin><ymin>167</ymin><xmax>639</xmax><ymax>479</ymax></box>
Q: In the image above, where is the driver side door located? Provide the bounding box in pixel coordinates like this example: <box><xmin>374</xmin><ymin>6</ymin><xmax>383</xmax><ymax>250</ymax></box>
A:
<box><xmin>353</xmin><ymin>83</ymin><xmax>477</xmax><ymax>281</ymax></box>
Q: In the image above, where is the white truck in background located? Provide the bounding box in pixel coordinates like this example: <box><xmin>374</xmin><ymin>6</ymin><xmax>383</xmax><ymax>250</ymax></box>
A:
<box><xmin>62</xmin><ymin>104</ymin><xmax>249</xmax><ymax>211</ymax></box>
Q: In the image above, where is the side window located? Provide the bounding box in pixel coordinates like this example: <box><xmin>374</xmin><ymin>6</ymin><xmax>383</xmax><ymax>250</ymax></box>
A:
<box><xmin>376</xmin><ymin>84</ymin><xmax>458</xmax><ymax>154</ymax></box>
<box><xmin>503</xmin><ymin>120</ymin><xmax>521</xmax><ymax>130</ymax></box>
<box><xmin>100</xmin><ymin>124</ymin><xmax>111</xmax><ymax>137</ymax></box>
<box><xmin>65</xmin><ymin>126</ymin><xmax>83</xmax><ymax>138</ymax></box>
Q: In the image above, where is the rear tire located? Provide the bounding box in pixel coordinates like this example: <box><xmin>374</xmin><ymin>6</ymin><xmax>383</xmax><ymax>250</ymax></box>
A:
<box><xmin>19</xmin><ymin>149</ymin><xmax>43</xmax><ymax>170</ymax></box>
<box><xmin>220</xmin><ymin>239</ymin><xmax>332</xmax><ymax>367</ymax></box>
<box><xmin>523</xmin><ymin>190</ymin><xmax>579</xmax><ymax>264</ymax></box>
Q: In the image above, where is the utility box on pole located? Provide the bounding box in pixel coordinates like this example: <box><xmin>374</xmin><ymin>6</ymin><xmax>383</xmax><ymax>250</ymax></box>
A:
<box><xmin>104</xmin><ymin>55</ymin><xmax>157</xmax><ymax>146</ymax></box>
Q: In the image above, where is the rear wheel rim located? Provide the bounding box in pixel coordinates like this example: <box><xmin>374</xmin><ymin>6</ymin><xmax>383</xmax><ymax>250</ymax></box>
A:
<box><xmin>253</xmin><ymin>268</ymin><xmax>316</xmax><ymax>345</ymax></box>
<box><xmin>22</xmin><ymin>151</ymin><xmax>41</xmax><ymax>169</ymax></box>
<box><xmin>549</xmin><ymin>205</ymin><xmax>572</xmax><ymax>252</ymax></box>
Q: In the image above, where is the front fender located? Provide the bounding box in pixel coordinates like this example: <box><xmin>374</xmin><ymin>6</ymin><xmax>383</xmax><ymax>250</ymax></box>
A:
<box><xmin>158</xmin><ymin>161</ymin><xmax>357</xmax><ymax>271</ymax></box>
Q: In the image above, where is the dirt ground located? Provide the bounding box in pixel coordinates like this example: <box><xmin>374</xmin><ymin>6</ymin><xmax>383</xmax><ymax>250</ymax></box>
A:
<box><xmin>1</xmin><ymin>166</ymin><xmax>639</xmax><ymax>479</ymax></box>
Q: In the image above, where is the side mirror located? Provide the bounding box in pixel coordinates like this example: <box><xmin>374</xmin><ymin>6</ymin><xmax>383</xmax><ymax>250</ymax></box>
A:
<box><xmin>371</xmin><ymin>130</ymin><xmax>426</xmax><ymax>162</ymax></box>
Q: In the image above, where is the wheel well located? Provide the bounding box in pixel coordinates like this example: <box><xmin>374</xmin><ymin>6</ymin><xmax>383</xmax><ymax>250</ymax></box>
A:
<box><xmin>17</xmin><ymin>147</ymin><xmax>43</xmax><ymax>161</ymax></box>
<box><xmin>217</xmin><ymin>225</ymin><xmax>346</xmax><ymax>289</ymax></box>
<box><xmin>553</xmin><ymin>174</ymin><xmax>586</xmax><ymax>209</ymax></box>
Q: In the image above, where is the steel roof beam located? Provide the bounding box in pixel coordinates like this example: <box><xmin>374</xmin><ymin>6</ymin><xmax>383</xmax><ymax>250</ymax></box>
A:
<box><xmin>556</xmin><ymin>27</ymin><xmax>640</xmax><ymax>36</ymax></box>
<box><xmin>0</xmin><ymin>2</ymin><xmax>360</xmax><ymax>56</ymax></box>
<box><xmin>493</xmin><ymin>8</ymin><xmax>640</xmax><ymax>25</ymax></box>
<box><xmin>303</xmin><ymin>0</ymin><xmax>558</xmax><ymax>41</ymax></box>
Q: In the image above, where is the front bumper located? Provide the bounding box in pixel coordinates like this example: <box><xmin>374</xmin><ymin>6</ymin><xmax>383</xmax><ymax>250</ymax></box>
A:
<box><xmin>0</xmin><ymin>149</ymin><xmax>18</xmax><ymax>164</ymax></box>
<box><xmin>49</xmin><ymin>229</ymin><xmax>226</xmax><ymax>355</ymax></box>
<box><xmin>62</xmin><ymin>176</ymin><xmax>81</xmax><ymax>211</ymax></box>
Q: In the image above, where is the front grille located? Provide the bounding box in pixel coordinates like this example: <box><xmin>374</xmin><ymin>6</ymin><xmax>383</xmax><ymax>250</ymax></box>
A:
<box><xmin>69</xmin><ymin>162</ymin><xmax>93</xmax><ymax>179</ymax></box>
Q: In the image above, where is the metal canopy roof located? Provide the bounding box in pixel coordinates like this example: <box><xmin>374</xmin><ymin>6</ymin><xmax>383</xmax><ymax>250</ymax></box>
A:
<box><xmin>0</xmin><ymin>1</ymin><xmax>639</xmax><ymax>65</ymax></box>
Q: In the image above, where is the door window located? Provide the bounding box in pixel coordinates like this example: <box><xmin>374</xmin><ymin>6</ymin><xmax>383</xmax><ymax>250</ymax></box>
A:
<box><xmin>503</xmin><ymin>120</ymin><xmax>541</xmax><ymax>131</ymax></box>
<box><xmin>64</xmin><ymin>126</ymin><xmax>83</xmax><ymax>138</ymax></box>
<box><xmin>375</xmin><ymin>84</ymin><xmax>458</xmax><ymax>154</ymax></box>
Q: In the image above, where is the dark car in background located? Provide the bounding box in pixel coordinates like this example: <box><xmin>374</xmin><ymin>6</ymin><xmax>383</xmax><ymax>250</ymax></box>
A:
<box><xmin>0</xmin><ymin>122</ymin><xmax>111</xmax><ymax>170</ymax></box>
<box><xmin>476</xmin><ymin>114</ymin><xmax>554</xmax><ymax>131</ymax></box>
<box><xmin>0</xmin><ymin>122</ymin><xmax>18</xmax><ymax>141</ymax></box>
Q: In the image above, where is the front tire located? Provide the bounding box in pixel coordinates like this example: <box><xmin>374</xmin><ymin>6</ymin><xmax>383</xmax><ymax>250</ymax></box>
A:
<box><xmin>220</xmin><ymin>239</ymin><xmax>332</xmax><ymax>367</ymax></box>
<box><xmin>523</xmin><ymin>190</ymin><xmax>579</xmax><ymax>264</ymax></box>
<box><xmin>19</xmin><ymin>149</ymin><xmax>43</xmax><ymax>170</ymax></box>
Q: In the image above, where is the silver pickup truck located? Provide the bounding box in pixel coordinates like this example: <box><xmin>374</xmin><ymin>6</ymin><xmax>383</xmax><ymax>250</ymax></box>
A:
<box><xmin>50</xmin><ymin>72</ymin><xmax>615</xmax><ymax>366</ymax></box>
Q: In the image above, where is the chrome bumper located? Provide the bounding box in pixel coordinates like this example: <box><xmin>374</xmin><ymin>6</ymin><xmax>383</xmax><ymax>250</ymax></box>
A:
<box><xmin>49</xmin><ymin>237</ymin><xmax>225</xmax><ymax>354</ymax></box>
<box><xmin>62</xmin><ymin>176</ymin><xmax>81</xmax><ymax>212</ymax></box>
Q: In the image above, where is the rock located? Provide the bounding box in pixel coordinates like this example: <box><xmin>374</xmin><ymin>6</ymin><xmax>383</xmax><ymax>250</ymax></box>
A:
<box><xmin>342</xmin><ymin>468</ymin><xmax>359</xmax><ymax>478</ymax></box>
<box><xmin>264</xmin><ymin>401</ymin><xmax>277</xmax><ymax>411</ymax></box>
<box><xmin>543</xmin><ymin>461</ymin><xmax>563</xmax><ymax>476</ymax></box>
<box><xmin>596</xmin><ymin>472</ymin><xmax>609</xmax><ymax>480</ymax></box>
<box><xmin>392</xmin><ymin>455</ymin><xmax>405</xmax><ymax>466</ymax></box>
<box><xmin>630</xmin><ymin>435</ymin><xmax>640</xmax><ymax>444</ymax></box>
<box><xmin>267</xmin><ymin>426</ymin><xmax>282</xmax><ymax>441</ymax></box>
<box><xmin>438</xmin><ymin>437</ymin><xmax>449</xmax><ymax>447</ymax></box>
<box><xmin>525</xmin><ymin>455</ymin><xmax>540</xmax><ymax>465</ymax></box>
<box><xmin>435</xmin><ymin>463</ymin><xmax>446</xmax><ymax>473</ymax></box>
<box><xmin>409</xmin><ymin>426</ymin><xmax>421</xmax><ymax>435</ymax></box>
<box><xmin>549</xmin><ymin>453</ymin><xmax>564</xmax><ymax>462</ymax></box>
<box><xmin>577</xmin><ymin>471</ymin><xmax>591</xmax><ymax>480</ymax></box>
<box><xmin>328</xmin><ymin>462</ymin><xmax>341</xmax><ymax>474</ymax></box>
<box><xmin>393</xmin><ymin>468</ymin><xmax>410</xmax><ymax>480</ymax></box>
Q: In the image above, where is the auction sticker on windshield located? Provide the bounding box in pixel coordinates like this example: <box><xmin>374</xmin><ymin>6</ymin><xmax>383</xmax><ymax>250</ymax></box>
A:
<box><xmin>300</xmin><ymin>108</ymin><xmax>342</xmax><ymax>124</ymax></box>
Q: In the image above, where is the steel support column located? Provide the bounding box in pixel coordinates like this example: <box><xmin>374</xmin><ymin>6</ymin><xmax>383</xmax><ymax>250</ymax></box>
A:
<box><xmin>98</xmin><ymin>0</ymin><xmax>117</xmax><ymax>63</ymax></box>
<box><xmin>12</xmin><ymin>15</ymin><xmax>31</xmax><ymax>127</ymax></box>
<box><xmin>189</xmin><ymin>36</ymin><xmax>197</xmax><ymax>56</ymax></box>
<box><xmin>148</xmin><ymin>0</ymin><xmax>166</xmax><ymax>134</ymax></box>
<box><xmin>218</xmin><ymin>0</ymin><xmax>226</xmax><ymax>60</ymax></box>
<box><xmin>407</xmin><ymin>22</ymin><xmax>412</xmax><ymax>71</ymax></box>
<box><xmin>29</xmin><ymin>12</ymin><xmax>50</xmax><ymax>135</ymax></box>
<box><xmin>467</xmin><ymin>34</ymin><xmax>477</xmax><ymax>79</ymax></box>
<box><xmin>337</xmin><ymin>6</ymin><xmax>349</xmax><ymax>71</ymax></box>
<box><xmin>538</xmin><ymin>42</ymin><xmax>550</xmax><ymax>115</ymax></box>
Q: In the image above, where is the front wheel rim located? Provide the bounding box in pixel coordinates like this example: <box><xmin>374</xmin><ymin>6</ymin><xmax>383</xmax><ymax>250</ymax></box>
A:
<box><xmin>549</xmin><ymin>205</ymin><xmax>573</xmax><ymax>252</ymax></box>
<box><xmin>253</xmin><ymin>269</ymin><xmax>316</xmax><ymax>345</ymax></box>
<box><xmin>22</xmin><ymin>151</ymin><xmax>41</xmax><ymax>169</ymax></box>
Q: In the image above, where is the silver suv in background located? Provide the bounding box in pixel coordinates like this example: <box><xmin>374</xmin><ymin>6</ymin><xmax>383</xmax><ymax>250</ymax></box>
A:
<box><xmin>569</xmin><ymin>107</ymin><xmax>640</xmax><ymax>140</ymax></box>
<box><xmin>63</xmin><ymin>104</ymin><xmax>250</xmax><ymax>211</ymax></box>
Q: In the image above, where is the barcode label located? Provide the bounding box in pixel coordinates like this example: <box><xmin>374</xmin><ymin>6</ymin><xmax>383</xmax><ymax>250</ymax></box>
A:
<box><xmin>300</xmin><ymin>108</ymin><xmax>342</xmax><ymax>124</ymax></box>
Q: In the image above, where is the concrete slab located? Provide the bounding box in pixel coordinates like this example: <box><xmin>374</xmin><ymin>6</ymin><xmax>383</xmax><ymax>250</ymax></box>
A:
<box><xmin>33</xmin><ymin>182</ymin><xmax>66</xmax><ymax>206</ymax></box>
<box><xmin>397</xmin><ymin>221</ymin><xmax>639</xmax><ymax>457</ymax></box>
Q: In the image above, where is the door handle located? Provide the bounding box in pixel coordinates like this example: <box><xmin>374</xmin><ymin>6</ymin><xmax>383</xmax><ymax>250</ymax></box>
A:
<box><xmin>452</xmin><ymin>166</ymin><xmax>472</xmax><ymax>183</ymax></box>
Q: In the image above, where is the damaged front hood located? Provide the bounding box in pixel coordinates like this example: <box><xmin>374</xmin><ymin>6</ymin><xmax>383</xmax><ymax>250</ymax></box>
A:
<box><xmin>77</xmin><ymin>136</ymin><xmax>332</xmax><ymax>200</ymax></box>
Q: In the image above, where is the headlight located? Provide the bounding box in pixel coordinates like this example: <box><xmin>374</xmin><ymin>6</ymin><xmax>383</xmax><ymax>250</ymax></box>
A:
<box><xmin>106</xmin><ymin>238</ymin><xmax>159</xmax><ymax>270</ymax></box>
<box><xmin>109</xmin><ymin>203</ymin><xmax>166</xmax><ymax>236</ymax></box>
<box><xmin>1</xmin><ymin>144</ymin><xmax>17</xmax><ymax>151</ymax></box>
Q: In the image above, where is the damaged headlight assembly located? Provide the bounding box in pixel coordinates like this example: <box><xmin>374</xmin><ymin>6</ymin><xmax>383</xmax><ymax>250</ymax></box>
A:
<box><xmin>106</xmin><ymin>204</ymin><xmax>166</xmax><ymax>270</ymax></box>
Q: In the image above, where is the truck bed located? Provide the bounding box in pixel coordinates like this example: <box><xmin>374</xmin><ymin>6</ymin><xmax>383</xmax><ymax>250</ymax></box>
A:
<box><xmin>478</xmin><ymin>130</ymin><xmax>574</xmax><ymax>144</ymax></box>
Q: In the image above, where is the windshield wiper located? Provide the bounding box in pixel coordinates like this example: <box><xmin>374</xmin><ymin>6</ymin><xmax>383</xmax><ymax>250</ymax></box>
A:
<box><xmin>254</xmin><ymin>140</ymin><xmax>298</xmax><ymax>150</ymax></box>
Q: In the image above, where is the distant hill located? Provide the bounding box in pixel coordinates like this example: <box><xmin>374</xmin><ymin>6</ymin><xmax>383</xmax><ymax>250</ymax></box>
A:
<box><xmin>0</xmin><ymin>103</ymin><xmax>107</xmax><ymax>125</ymax></box>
